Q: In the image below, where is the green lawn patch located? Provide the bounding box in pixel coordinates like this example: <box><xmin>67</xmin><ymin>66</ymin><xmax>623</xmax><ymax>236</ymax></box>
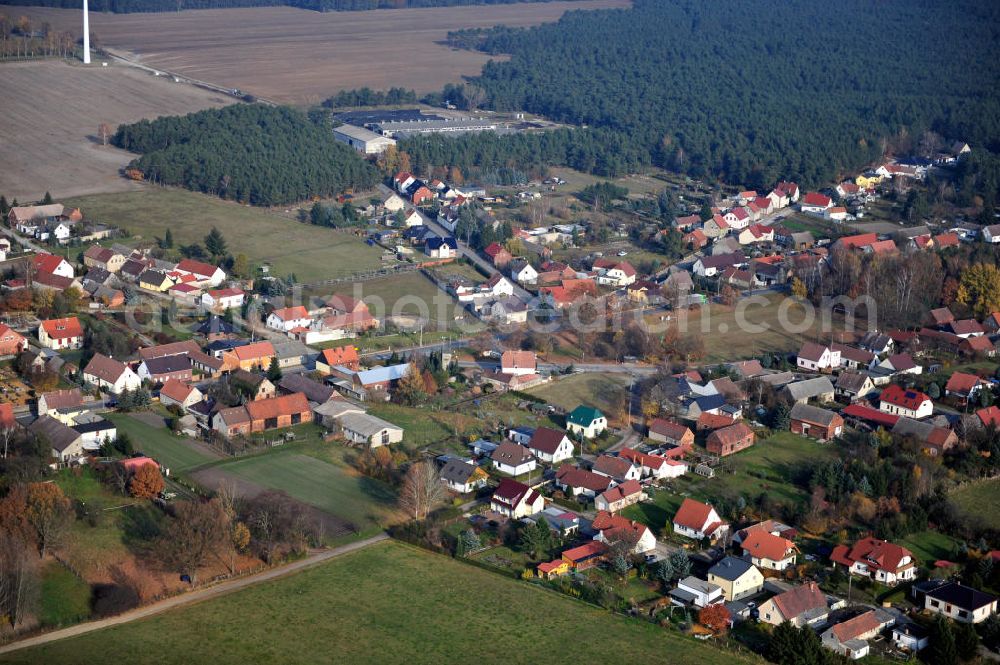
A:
<box><xmin>1</xmin><ymin>541</ymin><xmax>758</xmax><ymax>665</ymax></box>
<box><xmin>951</xmin><ymin>478</ymin><xmax>1000</xmax><ymax>529</ymax></box>
<box><xmin>65</xmin><ymin>188</ymin><xmax>386</xmax><ymax>282</ymax></box>
<box><xmin>39</xmin><ymin>562</ymin><xmax>92</xmax><ymax>628</ymax></box>
<box><xmin>105</xmin><ymin>413</ymin><xmax>218</xmax><ymax>473</ymax></box>
<box><xmin>201</xmin><ymin>449</ymin><xmax>398</xmax><ymax>533</ymax></box>
<box><xmin>899</xmin><ymin>530</ymin><xmax>960</xmax><ymax>565</ymax></box>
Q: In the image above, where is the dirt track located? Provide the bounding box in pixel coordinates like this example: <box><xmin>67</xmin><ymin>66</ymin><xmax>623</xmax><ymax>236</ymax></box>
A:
<box><xmin>5</xmin><ymin>1</ymin><xmax>629</xmax><ymax>103</ymax></box>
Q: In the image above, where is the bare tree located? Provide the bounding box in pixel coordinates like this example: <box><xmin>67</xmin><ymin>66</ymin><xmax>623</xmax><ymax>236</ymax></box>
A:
<box><xmin>0</xmin><ymin>425</ymin><xmax>15</xmax><ymax>459</ymax></box>
<box><xmin>398</xmin><ymin>461</ymin><xmax>445</xmax><ymax>521</ymax></box>
<box><xmin>155</xmin><ymin>500</ymin><xmax>228</xmax><ymax>584</ymax></box>
<box><xmin>98</xmin><ymin>123</ymin><xmax>112</xmax><ymax>147</ymax></box>
<box><xmin>0</xmin><ymin>533</ymin><xmax>37</xmax><ymax>628</ymax></box>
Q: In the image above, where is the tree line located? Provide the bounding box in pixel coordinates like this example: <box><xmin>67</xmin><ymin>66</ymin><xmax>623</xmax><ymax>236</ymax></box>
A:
<box><xmin>113</xmin><ymin>104</ymin><xmax>378</xmax><ymax>206</ymax></box>
<box><xmin>0</xmin><ymin>0</ymin><xmax>557</xmax><ymax>12</ymax></box>
<box><xmin>418</xmin><ymin>0</ymin><xmax>1000</xmax><ymax>188</ymax></box>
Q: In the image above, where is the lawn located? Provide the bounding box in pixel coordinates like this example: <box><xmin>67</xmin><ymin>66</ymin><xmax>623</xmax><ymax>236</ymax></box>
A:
<box><xmin>526</xmin><ymin>372</ymin><xmax>629</xmax><ymax>419</ymax></box>
<box><xmin>201</xmin><ymin>448</ymin><xmax>399</xmax><ymax>533</ymax></box>
<box><xmin>899</xmin><ymin>531</ymin><xmax>961</xmax><ymax>565</ymax></box>
<box><xmin>951</xmin><ymin>478</ymin><xmax>1000</xmax><ymax>529</ymax></box>
<box><xmin>1</xmin><ymin>540</ymin><xmax>758</xmax><ymax>665</ymax></box>
<box><xmin>647</xmin><ymin>294</ymin><xmax>860</xmax><ymax>362</ymax></box>
<box><xmin>64</xmin><ymin>188</ymin><xmax>386</xmax><ymax>282</ymax></box>
<box><xmin>39</xmin><ymin>562</ymin><xmax>92</xmax><ymax>628</ymax></box>
<box><xmin>368</xmin><ymin>403</ymin><xmax>482</xmax><ymax>451</ymax></box>
<box><xmin>105</xmin><ymin>413</ymin><xmax>219</xmax><ymax>474</ymax></box>
<box><xmin>349</xmin><ymin>272</ymin><xmax>457</xmax><ymax>325</ymax></box>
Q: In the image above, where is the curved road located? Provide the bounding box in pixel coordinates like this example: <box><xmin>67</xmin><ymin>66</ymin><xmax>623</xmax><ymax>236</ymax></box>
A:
<box><xmin>0</xmin><ymin>532</ymin><xmax>389</xmax><ymax>656</ymax></box>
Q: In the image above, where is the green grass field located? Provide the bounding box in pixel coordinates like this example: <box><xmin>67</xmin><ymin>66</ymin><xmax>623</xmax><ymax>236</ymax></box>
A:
<box><xmin>951</xmin><ymin>478</ymin><xmax>1000</xmax><ymax>529</ymax></box>
<box><xmin>899</xmin><ymin>530</ymin><xmax>961</xmax><ymax>565</ymax></box>
<box><xmin>526</xmin><ymin>373</ymin><xmax>629</xmax><ymax>419</ymax></box>
<box><xmin>39</xmin><ymin>562</ymin><xmax>92</xmax><ymax>628</ymax></box>
<box><xmin>65</xmin><ymin>188</ymin><xmax>386</xmax><ymax>282</ymax></box>
<box><xmin>201</xmin><ymin>448</ymin><xmax>398</xmax><ymax>532</ymax></box>
<box><xmin>2</xmin><ymin>541</ymin><xmax>757</xmax><ymax>665</ymax></box>
<box><xmin>105</xmin><ymin>413</ymin><xmax>218</xmax><ymax>473</ymax></box>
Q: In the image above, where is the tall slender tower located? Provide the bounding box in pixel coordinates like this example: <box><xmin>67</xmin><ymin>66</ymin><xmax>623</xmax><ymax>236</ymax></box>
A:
<box><xmin>82</xmin><ymin>0</ymin><xmax>91</xmax><ymax>64</ymax></box>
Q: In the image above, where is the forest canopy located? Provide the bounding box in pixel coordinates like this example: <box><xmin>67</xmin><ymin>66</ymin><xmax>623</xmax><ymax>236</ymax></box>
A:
<box><xmin>113</xmin><ymin>105</ymin><xmax>378</xmax><ymax>206</ymax></box>
<box><xmin>416</xmin><ymin>0</ymin><xmax>1000</xmax><ymax>187</ymax></box>
<box><xmin>0</xmin><ymin>0</ymin><xmax>556</xmax><ymax>12</ymax></box>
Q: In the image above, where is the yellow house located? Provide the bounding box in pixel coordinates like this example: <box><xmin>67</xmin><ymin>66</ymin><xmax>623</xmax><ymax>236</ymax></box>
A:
<box><xmin>138</xmin><ymin>269</ymin><xmax>174</xmax><ymax>293</ymax></box>
<box><xmin>537</xmin><ymin>559</ymin><xmax>570</xmax><ymax>579</ymax></box>
<box><xmin>707</xmin><ymin>556</ymin><xmax>764</xmax><ymax>601</ymax></box>
<box><xmin>855</xmin><ymin>173</ymin><xmax>884</xmax><ymax>189</ymax></box>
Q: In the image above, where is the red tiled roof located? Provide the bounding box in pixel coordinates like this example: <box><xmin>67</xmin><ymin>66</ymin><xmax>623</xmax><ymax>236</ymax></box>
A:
<box><xmin>208</xmin><ymin>287</ymin><xmax>243</xmax><ymax>299</ymax></box>
<box><xmin>798</xmin><ymin>341</ymin><xmax>830</xmax><ymax>362</ymax></box>
<box><xmin>946</xmin><ymin>371</ymin><xmax>984</xmax><ymax>395</ymax></box>
<box><xmin>232</xmin><ymin>341</ymin><xmax>275</xmax><ymax>361</ymax></box>
<box><xmin>597</xmin><ymin>479</ymin><xmax>643</xmax><ymax>505</ymax></box>
<box><xmin>555</xmin><ymin>464</ymin><xmax>612</xmax><ymax>492</ymax></box>
<box><xmin>649</xmin><ymin>418</ymin><xmax>691</xmax><ymax>441</ymax></box>
<box><xmin>830</xmin><ymin>537</ymin><xmax>914</xmax><ymax>573</ymax></box>
<box><xmin>837</xmin><ymin>233</ymin><xmax>878</xmax><ymax>249</ymax></box>
<box><xmin>619</xmin><ymin>447</ymin><xmax>668</xmax><ymax>471</ymax></box>
<box><xmin>697</xmin><ymin>412</ymin><xmax>737</xmax><ymax>431</ymax></box>
<box><xmin>562</xmin><ymin>540</ymin><xmax>608</xmax><ymax>563</ymax></box>
<box><xmin>270</xmin><ymin>306</ymin><xmax>309</xmax><ymax>322</ymax></box>
<box><xmin>934</xmin><ymin>232</ymin><xmax>960</xmax><ymax>248</ymax></box>
<box><xmin>245</xmin><ymin>393</ymin><xmax>309</xmax><ymax>421</ymax></box>
<box><xmin>977</xmin><ymin>406</ymin><xmax>1000</xmax><ymax>428</ymax></box>
<box><xmin>802</xmin><ymin>192</ymin><xmax>831</xmax><ymax>207</ymax></box>
<box><xmin>321</xmin><ymin>345</ymin><xmax>359</xmax><ymax>368</ymax></box>
<box><xmin>176</xmin><ymin>259</ymin><xmax>220</xmax><ymax>278</ymax></box>
<box><xmin>879</xmin><ymin>384</ymin><xmax>930</xmax><ymax>411</ymax></box>
<box><xmin>771</xmin><ymin>582</ymin><xmax>826</xmax><ymax>622</ymax></box>
<box><xmin>741</xmin><ymin>530</ymin><xmax>796</xmax><ymax>562</ymax></box>
<box><xmin>842</xmin><ymin>404</ymin><xmax>899</xmax><ymax>428</ymax></box>
<box><xmin>591</xmin><ymin>510</ymin><xmax>649</xmax><ymax>542</ymax></box>
<box><xmin>501</xmin><ymin>350</ymin><xmax>536</xmax><ymax>371</ymax></box>
<box><xmin>673</xmin><ymin>497</ymin><xmax>714</xmax><ymax>531</ymax></box>
<box><xmin>832</xmin><ymin>611</ymin><xmax>882</xmax><ymax>643</ymax></box>
<box><xmin>32</xmin><ymin>253</ymin><xmax>67</xmax><ymax>275</ymax></box>
<box><xmin>40</xmin><ymin>317</ymin><xmax>83</xmax><ymax>340</ymax></box>
<box><xmin>706</xmin><ymin>422</ymin><xmax>754</xmax><ymax>448</ymax></box>
<box><xmin>159</xmin><ymin>379</ymin><xmax>195</xmax><ymax>403</ymax></box>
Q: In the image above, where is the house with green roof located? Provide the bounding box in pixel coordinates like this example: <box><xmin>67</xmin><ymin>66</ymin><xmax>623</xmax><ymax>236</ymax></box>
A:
<box><xmin>566</xmin><ymin>405</ymin><xmax>607</xmax><ymax>439</ymax></box>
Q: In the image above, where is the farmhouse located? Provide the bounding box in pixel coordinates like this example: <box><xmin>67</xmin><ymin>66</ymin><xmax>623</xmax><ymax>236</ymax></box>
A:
<box><xmin>490</xmin><ymin>478</ymin><xmax>544</xmax><ymax>518</ymax></box>
<box><xmin>707</xmin><ymin>557</ymin><xmax>764</xmax><ymax>601</ymax></box>
<box><xmin>37</xmin><ymin>388</ymin><xmax>83</xmax><ymax>417</ymax></box>
<box><xmin>705</xmin><ymin>422</ymin><xmax>754</xmax><ymax>456</ymax></box>
<box><xmin>945</xmin><ymin>372</ymin><xmax>988</xmax><ymax>403</ymax></box>
<box><xmin>38</xmin><ymin>317</ymin><xmax>83</xmax><ymax>350</ymax></box>
<box><xmin>500</xmin><ymin>350</ymin><xmax>536</xmax><ymax>376</ymax></box>
<box><xmin>175</xmin><ymin>259</ymin><xmax>226</xmax><ymax>287</ymax></box>
<box><xmin>831</xmin><ymin>537</ymin><xmax>916</xmax><ymax>585</ymax></box>
<box><xmin>245</xmin><ymin>393</ymin><xmax>312</xmax><ymax>432</ymax></box>
<box><xmin>789</xmin><ymin>403</ymin><xmax>844</xmax><ymax>440</ymax></box>
<box><xmin>878</xmin><ymin>385</ymin><xmax>933</xmax><ymax>419</ymax></box>
<box><xmin>592</xmin><ymin>455</ymin><xmax>641</xmax><ymax>483</ymax></box>
<box><xmin>159</xmin><ymin>380</ymin><xmax>202</xmax><ymax>410</ymax></box>
<box><xmin>619</xmin><ymin>447</ymin><xmax>686</xmax><ymax>480</ymax></box>
<box><xmin>222</xmin><ymin>341</ymin><xmax>276</xmax><ymax>372</ymax></box>
<box><xmin>83</xmin><ymin>245</ymin><xmax>126</xmax><ymax>273</ymax></box>
<box><xmin>82</xmin><ymin>353</ymin><xmax>141</xmax><ymax>395</ymax></box>
<box><xmin>267</xmin><ymin>306</ymin><xmax>312</xmax><ymax>333</ymax></box>
<box><xmin>201</xmin><ymin>287</ymin><xmax>245</xmax><ymax>312</ymax></box>
<box><xmin>32</xmin><ymin>253</ymin><xmax>74</xmax><ymax>279</ymax></box>
<box><xmin>30</xmin><ymin>415</ymin><xmax>83</xmax><ymax>463</ymax></box>
<box><xmin>783</xmin><ymin>377</ymin><xmax>836</xmax><ymax>405</ymax></box>
<box><xmin>648</xmin><ymin>418</ymin><xmax>694</xmax><ymax>447</ymax></box>
<box><xmin>672</xmin><ymin>498</ymin><xmax>728</xmax><ymax>542</ymax></box>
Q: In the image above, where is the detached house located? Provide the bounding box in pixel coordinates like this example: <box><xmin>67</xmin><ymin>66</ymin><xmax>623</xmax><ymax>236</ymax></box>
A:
<box><xmin>708</xmin><ymin>557</ymin><xmax>764</xmax><ymax>601</ymax></box>
<box><xmin>0</xmin><ymin>324</ymin><xmax>28</xmax><ymax>356</ymax></box>
<box><xmin>38</xmin><ymin>317</ymin><xmax>83</xmax><ymax>350</ymax></box>
<box><xmin>500</xmin><ymin>350</ymin><xmax>536</xmax><ymax>376</ymax></box>
<box><xmin>648</xmin><ymin>418</ymin><xmax>694</xmax><ymax>448</ymax></box>
<box><xmin>797</xmin><ymin>342</ymin><xmax>841</xmax><ymax>371</ymax></box>
<box><xmin>490</xmin><ymin>478</ymin><xmax>544</xmax><ymax>518</ymax></box>
<box><xmin>789</xmin><ymin>403</ymin><xmax>844</xmax><ymax>440</ymax></box>
<box><xmin>554</xmin><ymin>464</ymin><xmax>612</xmax><ymax>499</ymax></box>
<box><xmin>175</xmin><ymin>259</ymin><xmax>226</xmax><ymax>287</ymax></box>
<box><xmin>821</xmin><ymin>611</ymin><xmax>893</xmax><ymax>661</ymax></box>
<box><xmin>594</xmin><ymin>479</ymin><xmax>646</xmax><ymax>513</ymax></box>
<box><xmin>740</xmin><ymin>530</ymin><xmax>798</xmax><ymax>570</ymax></box>
<box><xmin>527</xmin><ymin>427</ymin><xmax>574</xmax><ymax>463</ymax></box>
<box><xmin>266</xmin><ymin>306</ymin><xmax>312</xmax><ymax>333</ymax></box>
<box><xmin>800</xmin><ymin>192</ymin><xmax>832</xmax><ymax>213</ymax></box>
<box><xmin>831</xmin><ymin>537</ymin><xmax>916</xmax><ymax>585</ymax></box>
<box><xmin>759</xmin><ymin>582</ymin><xmax>830</xmax><ymax>627</ymax></box>
<box><xmin>566</xmin><ymin>405</ymin><xmax>606</xmax><ymax>438</ymax></box>
<box><xmin>672</xmin><ymin>498</ymin><xmax>728</xmax><ymax>542</ymax></box>
<box><xmin>591</xmin><ymin>511</ymin><xmax>656</xmax><ymax>554</ymax></box>
<box><xmin>82</xmin><ymin>353</ymin><xmax>141</xmax><ymax>395</ymax></box>
<box><xmin>879</xmin><ymin>385</ymin><xmax>933</xmax><ymax>419</ymax></box>
<box><xmin>440</xmin><ymin>459</ymin><xmax>489</xmax><ymax>494</ymax></box>
<box><xmin>592</xmin><ymin>455</ymin><xmax>641</xmax><ymax>484</ymax></box>
<box><xmin>138</xmin><ymin>354</ymin><xmax>192</xmax><ymax>385</ymax></box>
<box><xmin>706</xmin><ymin>422</ymin><xmax>754</xmax><ymax>457</ymax></box>
<box><xmin>491</xmin><ymin>441</ymin><xmax>536</xmax><ymax>476</ymax></box>
<box><xmin>923</xmin><ymin>582</ymin><xmax>998</xmax><ymax>624</ymax></box>
<box><xmin>945</xmin><ymin>372</ymin><xmax>988</xmax><ymax>404</ymax></box>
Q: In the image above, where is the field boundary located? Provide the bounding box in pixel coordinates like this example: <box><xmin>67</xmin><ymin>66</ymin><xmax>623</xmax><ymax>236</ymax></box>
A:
<box><xmin>0</xmin><ymin>533</ymin><xmax>389</xmax><ymax>655</ymax></box>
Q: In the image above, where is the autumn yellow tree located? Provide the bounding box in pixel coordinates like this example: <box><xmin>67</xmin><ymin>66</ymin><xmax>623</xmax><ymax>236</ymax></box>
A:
<box><xmin>25</xmin><ymin>482</ymin><xmax>72</xmax><ymax>558</ymax></box>
<box><xmin>957</xmin><ymin>263</ymin><xmax>1000</xmax><ymax>318</ymax></box>
<box><xmin>129</xmin><ymin>464</ymin><xmax>165</xmax><ymax>499</ymax></box>
<box><xmin>790</xmin><ymin>277</ymin><xmax>808</xmax><ymax>299</ymax></box>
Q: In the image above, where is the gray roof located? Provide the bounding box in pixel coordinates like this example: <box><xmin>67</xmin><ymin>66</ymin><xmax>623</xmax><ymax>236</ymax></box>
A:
<box><xmin>440</xmin><ymin>459</ymin><xmax>480</xmax><ymax>485</ymax></box>
<box><xmin>783</xmin><ymin>376</ymin><xmax>835</xmax><ymax>402</ymax></box>
<box><xmin>30</xmin><ymin>415</ymin><xmax>82</xmax><ymax>453</ymax></box>
<box><xmin>313</xmin><ymin>400</ymin><xmax>365</xmax><ymax>420</ymax></box>
<box><xmin>789</xmin><ymin>402</ymin><xmax>840</xmax><ymax>427</ymax></box>
<box><xmin>278</xmin><ymin>374</ymin><xmax>335</xmax><ymax>404</ymax></box>
<box><xmin>339</xmin><ymin>412</ymin><xmax>403</xmax><ymax>438</ymax></box>
<box><xmin>708</xmin><ymin>556</ymin><xmax>757</xmax><ymax>582</ymax></box>
<box><xmin>836</xmin><ymin>371</ymin><xmax>872</xmax><ymax>393</ymax></box>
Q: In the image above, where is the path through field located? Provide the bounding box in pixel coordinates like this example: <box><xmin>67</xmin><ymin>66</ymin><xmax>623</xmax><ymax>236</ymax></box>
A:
<box><xmin>0</xmin><ymin>532</ymin><xmax>389</xmax><ymax>656</ymax></box>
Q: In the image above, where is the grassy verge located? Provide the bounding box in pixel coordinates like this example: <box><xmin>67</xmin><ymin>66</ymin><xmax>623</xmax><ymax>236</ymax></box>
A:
<box><xmin>105</xmin><ymin>412</ymin><xmax>219</xmax><ymax>473</ymax></box>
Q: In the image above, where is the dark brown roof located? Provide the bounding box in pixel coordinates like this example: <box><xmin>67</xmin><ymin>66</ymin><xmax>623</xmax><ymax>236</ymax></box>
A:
<box><xmin>528</xmin><ymin>427</ymin><xmax>569</xmax><ymax>455</ymax></box>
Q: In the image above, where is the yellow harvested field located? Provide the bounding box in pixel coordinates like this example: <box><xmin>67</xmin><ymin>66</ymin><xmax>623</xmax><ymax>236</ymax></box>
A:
<box><xmin>8</xmin><ymin>1</ymin><xmax>630</xmax><ymax>103</ymax></box>
<box><xmin>0</xmin><ymin>59</ymin><xmax>228</xmax><ymax>201</ymax></box>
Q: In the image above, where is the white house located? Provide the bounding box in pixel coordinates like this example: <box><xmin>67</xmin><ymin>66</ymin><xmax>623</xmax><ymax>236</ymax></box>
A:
<box><xmin>671</xmin><ymin>576</ymin><xmax>725</xmax><ymax>608</ymax></box>
<box><xmin>482</xmin><ymin>274</ymin><xmax>514</xmax><ymax>298</ymax></box>
<box><xmin>490</xmin><ymin>441</ymin><xmax>537</xmax><ymax>476</ymax></box>
<box><xmin>924</xmin><ymin>582</ymin><xmax>998</xmax><ymax>624</ymax></box>
<box><xmin>175</xmin><ymin>259</ymin><xmax>226</xmax><ymax>287</ymax></box>
<box><xmin>672</xmin><ymin>498</ymin><xmax>728</xmax><ymax>541</ymax></box>
<box><xmin>878</xmin><ymin>385</ymin><xmax>933</xmax><ymax>419</ymax></box>
<box><xmin>527</xmin><ymin>427</ymin><xmax>575</xmax><ymax>464</ymax></box>
<box><xmin>425</xmin><ymin>237</ymin><xmax>457</xmax><ymax>259</ymax></box>
<box><xmin>981</xmin><ymin>224</ymin><xmax>1000</xmax><ymax>244</ymax></box>
<box><xmin>797</xmin><ymin>342</ymin><xmax>841</xmax><ymax>371</ymax></box>
<box><xmin>566</xmin><ymin>405</ymin><xmax>607</xmax><ymax>439</ymax></box>
<box><xmin>266</xmin><ymin>306</ymin><xmax>312</xmax><ymax>333</ymax></box>
<box><xmin>383</xmin><ymin>193</ymin><xmax>407</xmax><ymax>213</ymax></box>
<box><xmin>510</xmin><ymin>261</ymin><xmax>538</xmax><ymax>285</ymax></box>
<box><xmin>38</xmin><ymin>317</ymin><xmax>83</xmax><ymax>350</ymax></box>
<box><xmin>892</xmin><ymin>624</ymin><xmax>929</xmax><ymax>652</ymax></box>
<box><xmin>831</xmin><ymin>537</ymin><xmax>916</xmax><ymax>586</ymax></box>
<box><xmin>596</xmin><ymin>262</ymin><xmax>637</xmax><ymax>287</ymax></box>
<box><xmin>201</xmin><ymin>287</ymin><xmax>244</xmax><ymax>312</ymax></box>
<box><xmin>490</xmin><ymin>478</ymin><xmax>544</xmax><ymax>518</ymax></box>
<box><xmin>591</xmin><ymin>511</ymin><xmax>656</xmax><ymax>554</ymax></box>
<box><xmin>338</xmin><ymin>412</ymin><xmax>404</xmax><ymax>447</ymax></box>
<box><xmin>500</xmin><ymin>350</ymin><xmax>536</xmax><ymax>376</ymax></box>
<box><xmin>403</xmin><ymin>210</ymin><xmax>423</xmax><ymax>227</ymax></box>
<box><xmin>332</xmin><ymin>124</ymin><xmax>396</xmax><ymax>155</ymax></box>
<box><xmin>82</xmin><ymin>353</ymin><xmax>142</xmax><ymax>395</ymax></box>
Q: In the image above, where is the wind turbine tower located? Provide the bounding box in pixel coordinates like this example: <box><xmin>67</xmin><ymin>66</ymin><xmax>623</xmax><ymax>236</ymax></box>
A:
<box><xmin>82</xmin><ymin>0</ymin><xmax>91</xmax><ymax>64</ymax></box>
